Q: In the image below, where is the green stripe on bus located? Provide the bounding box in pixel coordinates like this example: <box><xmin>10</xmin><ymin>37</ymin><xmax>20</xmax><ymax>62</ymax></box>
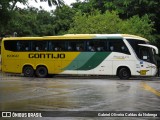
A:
<box><xmin>62</xmin><ymin>52</ymin><xmax>95</xmax><ymax>70</ymax></box>
<box><xmin>77</xmin><ymin>52</ymin><xmax>111</xmax><ymax>70</ymax></box>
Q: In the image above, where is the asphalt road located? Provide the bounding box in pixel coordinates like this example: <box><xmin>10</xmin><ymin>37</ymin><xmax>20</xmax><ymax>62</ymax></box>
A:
<box><xmin>0</xmin><ymin>73</ymin><xmax>160</xmax><ymax>120</ymax></box>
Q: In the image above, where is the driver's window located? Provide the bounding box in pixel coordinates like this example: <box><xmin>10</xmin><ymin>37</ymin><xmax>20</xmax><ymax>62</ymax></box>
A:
<box><xmin>139</xmin><ymin>47</ymin><xmax>150</xmax><ymax>62</ymax></box>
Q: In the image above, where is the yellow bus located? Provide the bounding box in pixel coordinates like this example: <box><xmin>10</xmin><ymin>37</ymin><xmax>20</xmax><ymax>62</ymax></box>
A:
<box><xmin>1</xmin><ymin>34</ymin><xmax>158</xmax><ymax>79</ymax></box>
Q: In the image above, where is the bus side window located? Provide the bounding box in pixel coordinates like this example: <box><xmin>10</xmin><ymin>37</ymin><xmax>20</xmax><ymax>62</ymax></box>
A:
<box><xmin>68</xmin><ymin>46</ymin><xmax>72</xmax><ymax>51</ymax></box>
<box><xmin>109</xmin><ymin>39</ymin><xmax>130</xmax><ymax>54</ymax></box>
<box><xmin>25</xmin><ymin>47</ymin><xmax>29</xmax><ymax>51</ymax></box>
<box><xmin>110</xmin><ymin>46</ymin><xmax>114</xmax><ymax>51</ymax></box>
<box><xmin>55</xmin><ymin>46</ymin><xmax>61</xmax><ymax>51</ymax></box>
<box><xmin>16</xmin><ymin>41</ymin><xmax>30</xmax><ymax>51</ymax></box>
<box><xmin>68</xmin><ymin>41</ymin><xmax>84</xmax><ymax>51</ymax></box>
<box><xmin>5</xmin><ymin>40</ymin><xmax>21</xmax><ymax>51</ymax></box>
<box><xmin>87</xmin><ymin>41</ymin><xmax>95</xmax><ymax>51</ymax></box>
<box><xmin>97</xmin><ymin>47</ymin><xmax>103</xmax><ymax>51</ymax></box>
<box><xmin>48</xmin><ymin>41</ymin><xmax>62</xmax><ymax>51</ymax></box>
<box><xmin>32</xmin><ymin>41</ymin><xmax>47</xmax><ymax>51</ymax></box>
<box><xmin>35</xmin><ymin>46</ymin><xmax>40</xmax><ymax>51</ymax></box>
<box><xmin>90</xmin><ymin>46</ymin><xmax>95</xmax><ymax>51</ymax></box>
<box><xmin>16</xmin><ymin>41</ymin><xmax>21</xmax><ymax>51</ymax></box>
<box><xmin>87</xmin><ymin>40</ymin><xmax>106</xmax><ymax>52</ymax></box>
<box><xmin>48</xmin><ymin>41</ymin><xmax>53</xmax><ymax>51</ymax></box>
<box><xmin>95</xmin><ymin>40</ymin><xmax>105</xmax><ymax>52</ymax></box>
<box><xmin>76</xmin><ymin>42</ymin><xmax>84</xmax><ymax>51</ymax></box>
<box><xmin>108</xmin><ymin>40</ymin><xmax>130</xmax><ymax>54</ymax></box>
<box><xmin>121</xmin><ymin>46</ymin><xmax>128</xmax><ymax>53</ymax></box>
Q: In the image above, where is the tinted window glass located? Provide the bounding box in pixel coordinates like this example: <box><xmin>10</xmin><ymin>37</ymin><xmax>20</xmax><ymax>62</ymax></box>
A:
<box><xmin>17</xmin><ymin>41</ymin><xmax>31</xmax><ymax>51</ymax></box>
<box><xmin>4</xmin><ymin>39</ymin><xmax>130</xmax><ymax>53</ymax></box>
<box><xmin>86</xmin><ymin>40</ymin><xmax>106</xmax><ymax>52</ymax></box>
<box><xmin>4</xmin><ymin>40</ymin><xmax>31</xmax><ymax>51</ymax></box>
<box><xmin>139</xmin><ymin>47</ymin><xmax>151</xmax><ymax>62</ymax></box>
<box><xmin>67</xmin><ymin>41</ymin><xmax>84</xmax><ymax>51</ymax></box>
<box><xmin>4</xmin><ymin>40</ymin><xmax>17</xmax><ymax>51</ymax></box>
<box><xmin>108</xmin><ymin>39</ymin><xmax>130</xmax><ymax>54</ymax></box>
<box><xmin>32</xmin><ymin>41</ymin><xmax>48</xmax><ymax>51</ymax></box>
<box><xmin>48</xmin><ymin>41</ymin><xmax>66</xmax><ymax>51</ymax></box>
<box><xmin>127</xmin><ymin>39</ymin><xmax>146</xmax><ymax>58</ymax></box>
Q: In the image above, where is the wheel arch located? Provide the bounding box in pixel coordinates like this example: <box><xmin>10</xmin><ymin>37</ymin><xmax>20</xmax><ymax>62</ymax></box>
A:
<box><xmin>36</xmin><ymin>64</ymin><xmax>48</xmax><ymax>72</ymax></box>
<box><xmin>22</xmin><ymin>64</ymin><xmax>34</xmax><ymax>73</ymax></box>
<box><xmin>116</xmin><ymin>65</ymin><xmax>131</xmax><ymax>76</ymax></box>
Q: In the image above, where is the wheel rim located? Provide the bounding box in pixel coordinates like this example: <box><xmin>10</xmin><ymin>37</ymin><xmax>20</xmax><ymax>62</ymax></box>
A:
<box><xmin>118</xmin><ymin>68</ymin><xmax>130</xmax><ymax>79</ymax></box>
<box><xmin>24</xmin><ymin>66</ymin><xmax>34</xmax><ymax>77</ymax></box>
<box><xmin>36</xmin><ymin>67</ymin><xmax>47</xmax><ymax>77</ymax></box>
<box><xmin>122</xmin><ymin>70</ymin><xmax>128</xmax><ymax>77</ymax></box>
<box><xmin>26</xmin><ymin>68</ymin><xmax>31</xmax><ymax>75</ymax></box>
<box><xmin>39</xmin><ymin>69</ymin><xmax>45</xmax><ymax>75</ymax></box>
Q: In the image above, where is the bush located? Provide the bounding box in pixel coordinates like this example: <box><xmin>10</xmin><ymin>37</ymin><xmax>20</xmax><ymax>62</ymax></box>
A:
<box><xmin>68</xmin><ymin>10</ymin><xmax>154</xmax><ymax>41</ymax></box>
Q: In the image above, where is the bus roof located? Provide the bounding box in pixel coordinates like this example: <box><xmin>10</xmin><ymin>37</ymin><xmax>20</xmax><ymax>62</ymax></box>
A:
<box><xmin>121</xmin><ymin>34</ymin><xmax>148</xmax><ymax>41</ymax></box>
<box><xmin>2</xmin><ymin>34</ymin><xmax>149</xmax><ymax>42</ymax></box>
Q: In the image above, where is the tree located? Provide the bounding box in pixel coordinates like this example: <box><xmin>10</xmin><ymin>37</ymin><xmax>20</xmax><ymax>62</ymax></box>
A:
<box><xmin>71</xmin><ymin>0</ymin><xmax>160</xmax><ymax>44</ymax></box>
<box><xmin>6</xmin><ymin>7</ymin><xmax>55</xmax><ymax>36</ymax></box>
<box><xmin>71</xmin><ymin>0</ymin><xmax>94</xmax><ymax>13</ymax></box>
<box><xmin>0</xmin><ymin>0</ymin><xmax>64</xmax><ymax>34</ymax></box>
<box><xmin>0</xmin><ymin>0</ymin><xmax>27</xmax><ymax>33</ymax></box>
<box><xmin>36</xmin><ymin>9</ymin><xmax>55</xmax><ymax>35</ymax></box>
<box><xmin>68</xmin><ymin>10</ymin><xmax>154</xmax><ymax>41</ymax></box>
<box><xmin>104</xmin><ymin>0</ymin><xmax>160</xmax><ymax>32</ymax></box>
<box><xmin>51</xmin><ymin>5</ymin><xmax>76</xmax><ymax>35</ymax></box>
<box><xmin>0</xmin><ymin>0</ymin><xmax>11</xmax><ymax>31</ymax></box>
<box><xmin>72</xmin><ymin>0</ymin><xmax>159</xmax><ymax>33</ymax></box>
<box><xmin>39</xmin><ymin>0</ymin><xmax>64</xmax><ymax>7</ymax></box>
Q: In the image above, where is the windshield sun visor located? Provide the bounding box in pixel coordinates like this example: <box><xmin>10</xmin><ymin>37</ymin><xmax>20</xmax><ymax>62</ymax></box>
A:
<box><xmin>138</xmin><ymin>44</ymin><xmax>158</xmax><ymax>54</ymax></box>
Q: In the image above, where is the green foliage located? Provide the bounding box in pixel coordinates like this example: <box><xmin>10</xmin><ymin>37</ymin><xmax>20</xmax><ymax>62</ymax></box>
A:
<box><xmin>39</xmin><ymin>0</ymin><xmax>64</xmax><ymax>7</ymax></box>
<box><xmin>71</xmin><ymin>0</ymin><xmax>95</xmax><ymax>13</ymax></box>
<box><xmin>71</xmin><ymin>0</ymin><xmax>159</xmax><ymax>49</ymax></box>
<box><xmin>68</xmin><ymin>10</ymin><xmax>154</xmax><ymax>41</ymax></box>
<box><xmin>6</xmin><ymin>7</ymin><xmax>55</xmax><ymax>36</ymax></box>
<box><xmin>72</xmin><ymin>0</ymin><xmax>159</xmax><ymax>34</ymax></box>
<box><xmin>0</xmin><ymin>0</ymin><xmax>27</xmax><ymax>32</ymax></box>
<box><xmin>68</xmin><ymin>11</ymin><xmax>119</xmax><ymax>34</ymax></box>
<box><xmin>51</xmin><ymin>5</ymin><xmax>76</xmax><ymax>35</ymax></box>
<box><xmin>120</xmin><ymin>15</ymin><xmax>155</xmax><ymax>41</ymax></box>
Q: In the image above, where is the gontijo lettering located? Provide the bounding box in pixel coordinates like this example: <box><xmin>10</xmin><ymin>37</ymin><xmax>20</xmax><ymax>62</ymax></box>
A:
<box><xmin>28</xmin><ymin>53</ymin><xmax>65</xmax><ymax>59</ymax></box>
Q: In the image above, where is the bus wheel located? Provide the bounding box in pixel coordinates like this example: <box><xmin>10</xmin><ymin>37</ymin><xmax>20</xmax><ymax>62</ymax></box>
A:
<box><xmin>23</xmin><ymin>66</ymin><xmax>34</xmax><ymax>77</ymax></box>
<box><xmin>36</xmin><ymin>66</ymin><xmax>48</xmax><ymax>78</ymax></box>
<box><xmin>118</xmin><ymin>67</ymin><xmax>130</xmax><ymax>79</ymax></box>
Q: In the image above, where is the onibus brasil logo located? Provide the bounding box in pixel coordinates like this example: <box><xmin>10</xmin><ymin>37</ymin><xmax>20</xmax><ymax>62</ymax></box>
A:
<box><xmin>1</xmin><ymin>112</ymin><xmax>42</xmax><ymax>118</ymax></box>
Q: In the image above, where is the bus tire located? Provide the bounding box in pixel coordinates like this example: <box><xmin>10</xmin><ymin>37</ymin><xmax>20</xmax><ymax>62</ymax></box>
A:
<box><xmin>36</xmin><ymin>66</ymin><xmax>48</xmax><ymax>78</ymax></box>
<box><xmin>23</xmin><ymin>66</ymin><xmax>34</xmax><ymax>77</ymax></box>
<box><xmin>118</xmin><ymin>67</ymin><xmax>131</xmax><ymax>79</ymax></box>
